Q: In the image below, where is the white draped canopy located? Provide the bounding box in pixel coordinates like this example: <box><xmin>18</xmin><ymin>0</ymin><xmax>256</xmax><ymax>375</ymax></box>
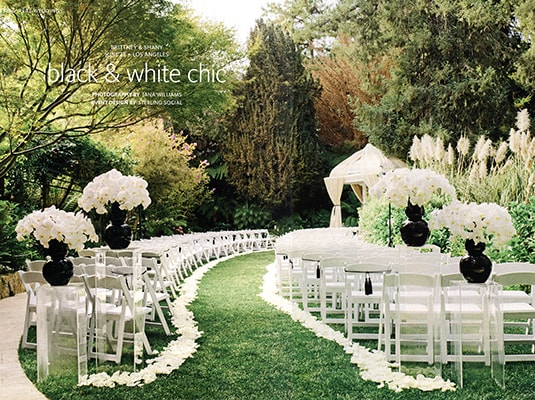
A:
<box><xmin>324</xmin><ymin>143</ymin><xmax>405</xmax><ymax>227</ymax></box>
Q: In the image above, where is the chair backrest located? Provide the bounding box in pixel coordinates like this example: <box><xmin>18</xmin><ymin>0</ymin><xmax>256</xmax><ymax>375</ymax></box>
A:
<box><xmin>493</xmin><ymin>262</ymin><xmax>535</xmax><ymax>275</ymax></box>
<box><xmin>70</xmin><ymin>256</ymin><xmax>94</xmax><ymax>266</ymax></box>
<box><xmin>440</xmin><ymin>272</ymin><xmax>465</xmax><ymax>287</ymax></box>
<box><xmin>18</xmin><ymin>270</ymin><xmax>48</xmax><ymax>302</ymax></box>
<box><xmin>494</xmin><ymin>271</ymin><xmax>535</xmax><ymax>289</ymax></box>
<box><xmin>77</xmin><ymin>249</ymin><xmax>96</xmax><ymax>257</ymax></box>
<box><xmin>102</xmin><ymin>256</ymin><xmax>123</xmax><ymax>266</ymax></box>
<box><xmin>396</xmin><ymin>251</ymin><xmax>445</xmax><ymax>274</ymax></box>
<box><xmin>383</xmin><ymin>272</ymin><xmax>437</xmax><ymax>289</ymax></box>
<box><xmin>25</xmin><ymin>259</ymin><xmax>46</xmax><ymax>272</ymax></box>
<box><xmin>83</xmin><ymin>274</ymin><xmax>132</xmax><ymax>311</ymax></box>
<box><xmin>81</xmin><ymin>264</ymin><xmax>114</xmax><ymax>276</ymax></box>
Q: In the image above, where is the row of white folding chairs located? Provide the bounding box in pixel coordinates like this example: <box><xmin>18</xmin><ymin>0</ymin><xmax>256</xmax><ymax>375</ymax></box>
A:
<box><xmin>18</xmin><ymin>268</ymin><xmax>155</xmax><ymax>364</ymax></box>
<box><xmin>344</xmin><ymin>264</ymin><xmax>535</xmax><ymax>366</ymax></box>
<box><xmin>74</xmin><ymin>256</ymin><xmax>174</xmax><ymax>337</ymax></box>
<box><xmin>278</xmin><ymin>244</ymin><xmax>446</xmax><ymax>310</ymax></box>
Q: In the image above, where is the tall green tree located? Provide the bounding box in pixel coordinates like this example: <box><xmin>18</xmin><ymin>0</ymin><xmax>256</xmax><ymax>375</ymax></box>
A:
<box><xmin>514</xmin><ymin>0</ymin><xmax>535</xmax><ymax>95</ymax></box>
<box><xmin>0</xmin><ymin>0</ymin><xmax>238</xmax><ymax>179</ymax></box>
<box><xmin>326</xmin><ymin>0</ymin><xmax>531</xmax><ymax>159</ymax></box>
<box><xmin>224</xmin><ymin>20</ymin><xmax>323</xmax><ymax>218</ymax></box>
<box><xmin>0</xmin><ymin>0</ymin><xmax>171</xmax><ymax>177</ymax></box>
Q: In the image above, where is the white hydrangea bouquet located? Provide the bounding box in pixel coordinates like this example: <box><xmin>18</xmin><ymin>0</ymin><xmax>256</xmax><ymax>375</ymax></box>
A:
<box><xmin>369</xmin><ymin>167</ymin><xmax>456</xmax><ymax>207</ymax></box>
<box><xmin>16</xmin><ymin>206</ymin><xmax>98</xmax><ymax>252</ymax></box>
<box><xmin>78</xmin><ymin>169</ymin><xmax>151</xmax><ymax>214</ymax></box>
<box><xmin>429</xmin><ymin>200</ymin><xmax>516</xmax><ymax>246</ymax></box>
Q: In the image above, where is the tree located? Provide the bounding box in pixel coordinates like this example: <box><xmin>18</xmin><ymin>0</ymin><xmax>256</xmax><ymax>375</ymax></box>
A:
<box><xmin>102</xmin><ymin>119</ymin><xmax>211</xmax><ymax>236</ymax></box>
<box><xmin>308</xmin><ymin>40</ymin><xmax>382</xmax><ymax>150</ymax></box>
<box><xmin>514</xmin><ymin>0</ymin><xmax>535</xmax><ymax>96</ymax></box>
<box><xmin>0</xmin><ymin>0</ymin><xmax>171</xmax><ymax>177</ymax></box>
<box><xmin>5</xmin><ymin>137</ymin><xmax>134</xmax><ymax>210</ymax></box>
<box><xmin>0</xmin><ymin>0</ymin><xmax>238</xmax><ymax>179</ymax></box>
<box><xmin>265</xmin><ymin>0</ymin><xmax>332</xmax><ymax>55</ymax></box>
<box><xmin>224</xmin><ymin>20</ymin><xmax>323</xmax><ymax>218</ymax></box>
<box><xmin>326</xmin><ymin>0</ymin><xmax>531</xmax><ymax>159</ymax></box>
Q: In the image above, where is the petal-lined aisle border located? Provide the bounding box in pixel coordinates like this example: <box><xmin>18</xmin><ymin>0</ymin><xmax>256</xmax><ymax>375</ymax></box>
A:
<box><xmin>259</xmin><ymin>262</ymin><xmax>457</xmax><ymax>393</ymax></box>
<box><xmin>79</xmin><ymin>255</ymin><xmax>233</xmax><ymax>387</ymax></box>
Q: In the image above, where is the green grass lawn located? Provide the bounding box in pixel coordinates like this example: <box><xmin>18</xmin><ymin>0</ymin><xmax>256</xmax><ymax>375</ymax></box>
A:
<box><xmin>19</xmin><ymin>251</ymin><xmax>535</xmax><ymax>399</ymax></box>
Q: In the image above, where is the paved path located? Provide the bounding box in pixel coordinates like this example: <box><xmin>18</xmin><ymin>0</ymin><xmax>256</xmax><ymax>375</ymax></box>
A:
<box><xmin>0</xmin><ymin>293</ymin><xmax>48</xmax><ymax>399</ymax></box>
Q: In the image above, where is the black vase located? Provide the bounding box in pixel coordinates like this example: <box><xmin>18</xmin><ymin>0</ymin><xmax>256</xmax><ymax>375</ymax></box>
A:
<box><xmin>103</xmin><ymin>201</ymin><xmax>132</xmax><ymax>249</ymax></box>
<box><xmin>399</xmin><ymin>201</ymin><xmax>430</xmax><ymax>247</ymax></box>
<box><xmin>459</xmin><ymin>239</ymin><xmax>492</xmax><ymax>283</ymax></box>
<box><xmin>42</xmin><ymin>239</ymin><xmax>74</xmax><ymax>286</ymax></box>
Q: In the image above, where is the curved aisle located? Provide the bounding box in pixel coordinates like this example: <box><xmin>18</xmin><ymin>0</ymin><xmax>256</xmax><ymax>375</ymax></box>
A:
<box><xmin>178</xmin><ymin>251</ymin><xmax>360</xmax><ymax>399</ymax></box>
<box><xmin>0</xmin><ymin>293</ymin><xmax>48</xmax><ymax>399</ymax></box>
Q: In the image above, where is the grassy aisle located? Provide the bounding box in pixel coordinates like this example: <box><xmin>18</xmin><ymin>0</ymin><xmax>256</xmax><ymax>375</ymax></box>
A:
<box><xmin>20</xmin><ymin>251</ymin><xmax>535</xmax><ymax>399</ymax></box>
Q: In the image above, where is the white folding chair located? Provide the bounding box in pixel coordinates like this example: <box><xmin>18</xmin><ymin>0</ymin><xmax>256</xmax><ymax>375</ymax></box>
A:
<box><xmin>18</xmin><ymin>270</ymin><xmax>48</xmax><ymax>349</ymax></box>
<box><xmin>379</xmin><ymin>272</ymin><xmax>441</xmax><ymax>371</ymax></box>
<box><xmin>493</xmin><ymin>271</ymin><xmax>535</xmax><ymax>362</ymax></box>
<box><xmin>299</xmin><ymin>254</ymin><xmax>325</xmax><ymax>313</ymax></box>
<box><xmin>319</xmin><ymin>257</ymin><xmax>359</xmax><ymax>324</ymax></box>
<box><xmin>344</xmin><ymin>260</ymin><xmax>392</xmax><ymax>341</ymax></box>
<box><xmin>25</xmin><ymin>259</ymin><xmax>46</xmax><ymax>272</ymax></box>
<box><xmin>139</xmin><ymin>257</ymin><xmax>173</xmax><ymax>335</ymax></box>
<box><xmin>83</xmin><ymin>274</ymin><xmax>153</xmax><ymax>364</ymax></box>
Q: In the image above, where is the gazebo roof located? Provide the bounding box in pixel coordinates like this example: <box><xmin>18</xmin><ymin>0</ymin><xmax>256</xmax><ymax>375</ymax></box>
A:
<box><xmin>329</xmin><ymin>143</ymin><xmax>405</xmax><ymax>186</ymax></box>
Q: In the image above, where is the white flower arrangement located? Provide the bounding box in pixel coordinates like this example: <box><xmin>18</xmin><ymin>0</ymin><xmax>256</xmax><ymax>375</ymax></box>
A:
<box><xmin>429</xmin><ymin>200</ymin><xmax>516</xmax><ymax>247</ymax></box>
<box><xmin>369</xmin><ymin>168</ymin><xmax>456</xmax><ymax>208</ymax></box>
<box><xmin>16</xmin><ymin>206</ymin><xmax>98</xmax><ymax>252</ymax></box>
<box><xmin>78</xmin><ymin>169</ymin><xmax>151</xmax><ymax>214</ymax></box>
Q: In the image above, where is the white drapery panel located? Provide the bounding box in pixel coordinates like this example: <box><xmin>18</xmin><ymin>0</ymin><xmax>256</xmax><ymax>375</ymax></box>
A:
<box><xmin>324</xmin><ymin>176</ymin><xmax>345</xmax><ymax>227</ymax></box>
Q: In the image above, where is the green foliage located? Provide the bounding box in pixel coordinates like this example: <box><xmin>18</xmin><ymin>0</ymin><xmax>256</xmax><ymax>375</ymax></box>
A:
<box><xmin>0</xmin><ymin>0</ymin><xmax>176</xmax><ymax>177</ymax></box>
<box><xmin>358</xmin><ymin>198</ymin><xmax>405</xmax><ymax>247</ymax></box>
<box><xmin>224</xmin><ymin>20</ymin><xmax>325</xmax><ymax>218</ymax></box>
<box><xmin>5</xmin><ymin>137</ymin><xmax>134</xmax><ymax>210</ymax></box>
<box><xmin>340</xmin><ymin>189</ymin><xmax>361</xmax><ymax>227</ymax></box>
<box><xmin>112</xmin><ymin>120</ymin><xmax>211</xmax><ymax>237</ymax></box>
<box><xmin>233</xmin><ymin>203</ymin><xmax>272</xmax><ymax>230</ymax></box>
<box><xmin>326</xmin><ymin>0</ymin><xmax>531</xmax><ymax>159</ymax></box>
<box><xmin>0</xmin><ymin>200</ymin><xmax>32</xmax><ymax>272</ymax></box>
<box><xmin>501</xmin><ymin>198</ymin><xmax>535</xmax><ymax>263</ymax></box>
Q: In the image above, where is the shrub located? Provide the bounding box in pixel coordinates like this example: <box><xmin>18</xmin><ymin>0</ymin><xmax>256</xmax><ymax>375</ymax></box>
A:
<box><xmin>0</xmin><ymin>201</ymin><xmax>33</xmax><ymax>272</ymax></box>
<box><xmin>233</xmin><ymin>203</ymin><xmax>272</xmax><ymax>230</ymax></box>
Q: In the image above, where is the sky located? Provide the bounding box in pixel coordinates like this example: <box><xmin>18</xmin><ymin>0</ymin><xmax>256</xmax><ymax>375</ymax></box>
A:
<box><xmin>186</xmin><ymin>0</ymin><xmax>282</xmax><ymax>45</ymax></box>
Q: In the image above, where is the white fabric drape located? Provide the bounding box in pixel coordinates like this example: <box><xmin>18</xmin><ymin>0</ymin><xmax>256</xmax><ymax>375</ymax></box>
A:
<box><xmin>324</xmin><ymin>176</ymin><xmax>344</xmax><ymax>227</ymax></box>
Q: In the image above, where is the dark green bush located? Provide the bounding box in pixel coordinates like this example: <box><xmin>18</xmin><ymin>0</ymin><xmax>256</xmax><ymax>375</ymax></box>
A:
<box><xmin>495</xmin><ymin>197</ymin><xmax>535</xmax><ymax>263</ymax></box>
<box><xmin>0</xmin><ymin>200</ymin><xmax>34</xmax><ymax>272</ymax></box>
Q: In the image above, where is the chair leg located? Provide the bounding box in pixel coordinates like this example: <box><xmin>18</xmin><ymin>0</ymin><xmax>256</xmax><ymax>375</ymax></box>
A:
<box><xmin>21</xmin><ymin>305</ymin><xmax>35</xmax><ymax>349</ymax></box>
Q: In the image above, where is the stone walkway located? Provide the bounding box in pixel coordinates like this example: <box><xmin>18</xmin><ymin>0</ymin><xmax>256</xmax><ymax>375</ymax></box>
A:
<box><xmin>0</xmin><ymin>293</ymin><xmax>48</xmax><ymax>399</ymax></box>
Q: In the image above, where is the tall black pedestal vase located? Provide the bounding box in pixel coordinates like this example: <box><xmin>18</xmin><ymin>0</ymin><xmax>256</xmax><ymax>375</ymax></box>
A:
<box><xmin>459</xmin><ymin>239</ymin><xmax>492</xmax><ymax>283</ymax></box>
<box><xmin>42</xmin><ymin>239</ymin><xmax>74</xmax><ymax>286</ymax></box>
<box><xmin>103</xmin><ymin>202</ymin><xmax>132</xmax><ymax>249</ymax></box>
<box><xmin>399</xmin><ymin>201</ymin><xmax>430</xmax><ymax>247</ymax></box>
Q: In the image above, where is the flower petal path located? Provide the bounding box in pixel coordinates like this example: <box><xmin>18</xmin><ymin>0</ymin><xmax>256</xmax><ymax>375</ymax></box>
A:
<box><xmin>260</xmin><ymin>262</ymin><xmax>457</xmax><ymax>393</ymax></box>
<box><xmin>80</xmin><ymin>252</ymin><xmax>456</xmax><ymax>391</ymax></box>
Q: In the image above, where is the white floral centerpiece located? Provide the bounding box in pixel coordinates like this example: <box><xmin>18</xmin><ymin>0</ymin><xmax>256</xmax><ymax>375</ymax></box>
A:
<box><xmin>369</xmin><ymin>167</ymin><xmax>456</xmax><ymax>207</ymax></box>
<box><xmin>15</xmin><ymin>206</ymin><xmax>98</xmax><ymax>252</ymax></box>
<box><xmin>78</xmin><ymin>169</ymin><xmax>151</xmax><ymax>214</ymax></box>
<box><xmin>429</xmin><ymin>200</ymin><xmax>516</xmax><ymax>247</ymax></box>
